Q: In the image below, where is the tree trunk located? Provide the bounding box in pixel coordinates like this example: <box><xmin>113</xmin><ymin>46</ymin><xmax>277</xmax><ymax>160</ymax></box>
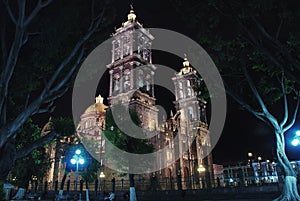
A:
<box><xmin>0</xmin><ymin>139</ymin><xmax>15</xmax><ymax>182</ymax></box>
<box><xmin>274</xmin><ymin>176</ymin><xmax>300</xmax><ymax>201</ymax></box>
<box><xmin>129</xmin><ymin>174</ymin><xmax>137</xmax><ymax>201</ymax></box>
<box><xmin>60</xmin><ymin>173</ymin><xmax>67</xmax><ymax>191</ymax></box>
<box><xmin>274</xmin><ymin>132</ymin><xmax>300</xmax><ymax>201</ymax></box>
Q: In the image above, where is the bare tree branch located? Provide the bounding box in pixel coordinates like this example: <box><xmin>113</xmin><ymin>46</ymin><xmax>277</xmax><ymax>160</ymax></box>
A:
<box><xmin>275</xmin><ymin>16</ymin><xmax>283</xmax><ymax>39</ymax></box>
<box><xmin>51</xmin><ymin>48</ymin><xmax>85</xmax><ymax>93</ymax></box>
<box><xmin>220</xmin><ymin>1</ymin><xmax>300</xmax><ymax>85</ymax></box>
<box><xmin>240</xmin><ymin>56</ymin><xmax>278</xmax><ymax>127</ymax></box>
<box><xmin>24</xmin><ymin>0</ymin><xmax>53</xmax><ymax>27</ymax></box>
<box><xmin>35</xmin><ymin>101</ymin><xmax>54</xmax><ymax>114</ymax></box>
<box><xmin>0</xmin><ymin>1</ymin><xmax>108</xmax><ymax>149</ymax></box>
<box><xmin>0</xmin><ymin>99</ymin><xmax>7</xmax><ymax>126</ymax></box>
<box><xmin>283</xmin><ymin>93</ymin><xmax>300</xmax><ymax>133</ymax></box>
<box><xmin>250</xmin><ymin>15</ymin><xmax>300</xmax><ymax>71</ymax></box>
<box><xmin>0</xmin><ymin>2</ymin><xmax>27</xmax><ymax>124</ymax></box>
<box><xmin>2</xmin><ymin>0</ymin><xmax>17</xmax><ymax>24</ymax></box>
<box><xmin>0</xmin><ymin>19</ymin><xmax>8</xmax><ymax>67</ymax></box>
<box><xmin>224</xmin><ymin>82</ymin><xmax>272</xmax><ymax>128</ymax></box>
<box><xmin>43</xmin><ymin>88</ymin><xmax>68</xmax><ymax>106</ymax></box>
<box><xmin>279</xmin><ymin>73</ymin><xmax>289</xmax><ymax>129</ymax></box>
<box><xmin>17</xmin><ymin>0</ymin><xmax>26</xmax><ymax>26</ymax></box>
<box><xmin>15</xmin><ymin>131</ymin><xmax>59</xmax><ymax>160</ymax></box>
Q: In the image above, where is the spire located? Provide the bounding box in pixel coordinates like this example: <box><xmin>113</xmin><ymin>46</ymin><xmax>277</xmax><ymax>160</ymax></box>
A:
<box><xmin>95</xmin><ymin>94</ymin><xmax>104</xmax><ymax>104</ymax></box>
<box><xmin>183</xmin><ymin>54</ymin><xmax>190</xmax><ymax>67</ymax></box>
<box><xmin>127</xmin><ymin>4</ymin><xmax>136</xmax><ymax>22</ymax></box>
<box><xmin>170</xmin><ymin>110</ymin><xmax>174</xmax><ymax>118</ymax></box>
<box><xmin>178</xmin><ymin>54</ymin><xmax>195</xmax><ymax>75</ymax></box>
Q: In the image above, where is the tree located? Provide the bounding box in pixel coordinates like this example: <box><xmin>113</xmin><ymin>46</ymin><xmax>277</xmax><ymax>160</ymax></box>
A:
<box><xmin>171</xmin><ymin>0</ymin><xmax>300</xmax><ymax>200</ymax></box>
<box><xmin>9</xmin><ymin>117</ymin><xmax>75</xmax><ymax>199</ymax></box>
<box><xmin>104</xmin><ymin>104</ymin><xmax>154</xmax><ymax>201</ymax></box>
<box><xmin>0</xmin><ymin>0</ymin><xmax>111</xmax><ymax>182</ymax></box>
<box><xmin>11</xmin><ymin>119</ymin><xmax>50</xmax><ymax>187</ymax></box>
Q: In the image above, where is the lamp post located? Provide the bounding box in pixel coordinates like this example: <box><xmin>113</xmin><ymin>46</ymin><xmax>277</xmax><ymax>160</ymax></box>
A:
<box><xmin>99</xmin><ymin>171</ymin><xmax>105</xmax><ymax>193</ymax></box>
<box><xmin>70</xmin><ymin>149</ymin><xmax>85</xmax><ymax>193</ymax></box>
<box><xmin>197</xmin><ymin>164</ymin><xmax>206</xmax><ymax>189</ymax></box>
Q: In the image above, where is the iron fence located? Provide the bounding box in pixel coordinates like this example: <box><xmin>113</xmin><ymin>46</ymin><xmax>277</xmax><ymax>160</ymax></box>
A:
<box><xmin>27</xmin><ymin>174</ymin><xmax>287</xmax><ymax>193</ymax></box>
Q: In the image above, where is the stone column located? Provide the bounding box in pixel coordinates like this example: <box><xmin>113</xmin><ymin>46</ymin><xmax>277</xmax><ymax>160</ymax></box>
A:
<box><xmin>151</xmin><ymin>71</ymin><xmax>155</xmax><ymax>97</ymax></box>
<box><xmin>109</xmin><ymin>70</ymin><xmax>113</xmax><ymax>96</ymax></box>
<box><xmin>119</xmin><ymin>66</ymin><xmax>123</xmax><ymax>93</ymax></box>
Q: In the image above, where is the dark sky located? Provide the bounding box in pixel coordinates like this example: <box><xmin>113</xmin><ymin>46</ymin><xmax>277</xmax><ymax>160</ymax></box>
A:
<box><xmin>42</xmin><ymin>0</ymin><xmax>300</xmax><ymax>164</ymax></box>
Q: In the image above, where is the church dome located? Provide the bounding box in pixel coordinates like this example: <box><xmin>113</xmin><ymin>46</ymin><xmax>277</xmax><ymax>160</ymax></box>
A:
<box><xmin>83</xmin><ymin>95</ymin><xmax>107</xmax><ymax>114</ymax></box>
<box><xmin>84</xmin><ymin>103</ymin><xmax>107</xmax><ymax>114</ymax></box>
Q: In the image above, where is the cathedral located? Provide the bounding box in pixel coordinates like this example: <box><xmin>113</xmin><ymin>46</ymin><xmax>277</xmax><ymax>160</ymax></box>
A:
<box><xmin>47</xmin><ymin>6</ymin><xmax>214</xmax><ymax>190</ymax></box>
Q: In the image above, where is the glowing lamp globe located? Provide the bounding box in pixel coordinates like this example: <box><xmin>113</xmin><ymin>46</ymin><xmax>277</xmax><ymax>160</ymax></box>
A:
<box><xmin>291</xmin><ymin>138</ymin><xmax>300</xmax><ymax>146</ymax></box>
<box><xmin>79</xmin><ymin>158</ymin><xmax>85</xmax><ymax>165</ymax></box>
<box><xmin>296</xmin><ymin>130</ymin><xmax>300</xmax><ymax>136</ymax></box>
<box><xmin>75</xmin><ymin>149</ymin><xmax>81</xmax><ymax>155</ymax></box>
<box><xmin>70</xmin><ymin>158</ymin><xmax>77</xmax><ymax>164</ymax></box>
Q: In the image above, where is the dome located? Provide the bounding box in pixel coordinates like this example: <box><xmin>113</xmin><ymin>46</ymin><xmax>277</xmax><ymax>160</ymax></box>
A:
<box><xmin>84</xmin><ymin>103</ymin><xmax>107</xmax><ymax>114</ymax></box>
<box><xmin>83</xmin><ymin>94</ymin><xmax>108</xmax><ymax>114</ymax></box>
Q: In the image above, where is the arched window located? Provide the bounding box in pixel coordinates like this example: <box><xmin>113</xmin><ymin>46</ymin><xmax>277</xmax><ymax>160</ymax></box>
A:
<box><xmin>123</xmin><ymin>71</ymin><xmax>130</xmax><ymax>90</ymax></box>
<box><xmin>179</xmin><ymin>90</ymin><xmax>183</xmax><ymax>99</ymax></box>
<box><xmin>146</xmin><ymin>81</ymin><xmax>150</xmax><ymax>91</ymax></box>
<box><xmin>138</xmin><ymin>70</ymin><xmax>144</xmax><ymax>87</ymax></box>
<box><xmin>188</xmin><ymin>107</ymin><xmax>194</xmax><ymax>119</ymax></box>
<box><xmin>146</xmin><ymin>74</ymin><xmax>151</xmax><ymax>91</ymax></box>
<box><xmin>178</xmin><ymin>82</ymin><xmax>183</xmax><ymax>89</ymax></box>
<box><xmin>114</xmin><ymin>79</ymin><xmax>119</xmax><ymax>92</ymax></box>
<box><xmin>187</xmin><ymin>88</ymin><xmax>192</xmax><ymax>97</ymax></box>
<box><xmin>187</xmin><ymin>80</ymin><xmax>191</xmax><ymax>87</ymax></box>
<box><xmin>123</xmin><ymin>46</ymin><xmax>130</xmax><ymax>56</ymax></box>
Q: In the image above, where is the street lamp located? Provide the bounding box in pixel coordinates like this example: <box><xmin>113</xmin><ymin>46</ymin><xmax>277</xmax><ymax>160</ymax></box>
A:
<box><xmin>99</xmin><ymin>172</ymin><xmax>105</xmax><ymax>178</ymax></box>
<box><xmin>197</xmin><ymin>164</ymin><xmax>206</xmax><ymax>173</ymax></box>
<box><xmin>70</xmin><ymin>149</ymin><xmax>85</xmax><ymax>192</ymax></box>
<box><xmin>197</xmin><ymin>165</ymin><xmax>206</xmax><ymax>189</ymax></box>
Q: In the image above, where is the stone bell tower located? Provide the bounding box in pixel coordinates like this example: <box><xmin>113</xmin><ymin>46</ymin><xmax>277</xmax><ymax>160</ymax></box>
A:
<box><xmin>107</xmin><ymin>6</ymin><xmax>158</xmax><ymax>131</ymax></box>
<box><xmin>172</xmin><ymin>55</ymin><xmax>213</xmax><ymax>188</ymax></box>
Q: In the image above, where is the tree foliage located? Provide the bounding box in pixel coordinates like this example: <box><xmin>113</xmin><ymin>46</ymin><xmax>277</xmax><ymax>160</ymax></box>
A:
<box><xmin>105</xmin><ymin>105</ymin><xmax>154</xmax><ymax>152</ymax></box>
<box><xmin>10</xmin><ymin>119</ymin><xmax>51</xmax><ymax>188</ymax></box>
<box><xmin>104</xmin><ymin>104</ymin><xmax>154</xmax><ymax>201</ymax></box>
<box><xmin>172</xmin><ymin>1</ymin><xmax>300</xmax><ymax>200</ymax></box>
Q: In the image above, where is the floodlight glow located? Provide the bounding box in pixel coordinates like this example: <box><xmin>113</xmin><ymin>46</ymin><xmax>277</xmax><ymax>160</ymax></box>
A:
<box><xmin>75</xmin><ymin>149</ymin><xmax>81</xmax><ymax>155</ymax></box>
<box><xmin>79</xmin><ymin>158</ymin><xmax>85</xmax><ymax>165</ymax></box>
<box><xmin>70</xmin><ymin>158</ymin><xmax>76</xmax><ymax>164</ymax></box>
<box><xmin>99</xmin><ymin>172</ymin><xmax>105</xmax><ymax>178</ymax></box>
<box><xmin>296</xmin><ymin>130</ymin><xmax>300</xmax><ymax>136</ymax></box>
<box><xmin>197</xmin><ymin>164</ymin><xmax>206</xmax><ymax>173</ymax></box>
<box><xmin>291</xmin><ymin>138</ymin><xmax>300</xmax><ymax>146</ymax></box>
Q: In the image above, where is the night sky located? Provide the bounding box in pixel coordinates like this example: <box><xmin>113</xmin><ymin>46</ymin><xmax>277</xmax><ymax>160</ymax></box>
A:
<box><xmin>43</xmin><ymin>0</ymin><xmax>300</xmax><ymax>165</ymax></box>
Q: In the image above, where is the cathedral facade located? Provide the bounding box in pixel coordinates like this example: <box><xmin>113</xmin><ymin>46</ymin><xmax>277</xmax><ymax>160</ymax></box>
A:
<box><xmin>76</xmin><ymin>7</ymin><xmax>214</xmax><ymax>189</ymax></box>
<box><xmin>45</xmin><ymin>7</ymin><xmax>214</xmax><ymax>190</ymax></box>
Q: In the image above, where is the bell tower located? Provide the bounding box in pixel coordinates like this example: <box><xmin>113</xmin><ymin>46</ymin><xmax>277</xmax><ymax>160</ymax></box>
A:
<box><xmin>172</xmin><ymin>55</ymin><xmax>207</xmax><ymax>123</ymax></box>
<box><xmin>172</xmin><ymin>55</ymin><xmax>213</xmax><ymax>187</ymax></box>
<box><xmin>107</xmin><ymin>6</ymin><xmax>158</xmax><ymax>131</ymax></box>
